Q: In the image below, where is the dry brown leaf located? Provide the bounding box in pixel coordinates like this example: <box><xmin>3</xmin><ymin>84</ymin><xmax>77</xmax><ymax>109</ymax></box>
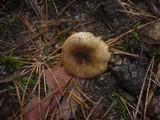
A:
<box><xmin>23</xmin><ymin>64</ymin><xmax>72</xmax><ymax>120</ymax></box>
<box><xmin>144</xmin><ymin>22</ymin><xmax>160</xmax><ymax>44</ymax></box>
<box><xmin>45</xmin><ymin>64</ymin><xmax>72</xmax><ymax>89</ymax></box>
<box><xmin>55</xmin><ymin>88</ymin><xmax>81</xmax><ymax>119</ymax></box>
<box><xmin>23</xmin><ymin>97</ymin><xmax>41</xmax><ymax>114</ymax></box>
<box><xmin>23</xmin><ymin>97</ymin><xmax>50</xmax><ymax>120</ymax></box>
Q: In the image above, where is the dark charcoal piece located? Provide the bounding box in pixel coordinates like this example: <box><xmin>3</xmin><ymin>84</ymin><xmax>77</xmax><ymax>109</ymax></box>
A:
<box><xmin>108</xmin><ymin>55</ymin><xmax>147</xmax><ymax>96</ymax></box>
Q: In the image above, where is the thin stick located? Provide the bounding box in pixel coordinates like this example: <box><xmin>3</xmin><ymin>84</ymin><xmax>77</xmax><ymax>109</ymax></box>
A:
<box><xmin>133</xmin><ymin>58</ymin><xmax>154</xmax><ymax>119</ymax></box>
<box><xmin>103</xmin><ymin>98</ymin><xmax>118</xmax><ymax>118</ymax></box>
<box><xmin>105</xmin><ymin>20</ymin><xmax>159</xmax><ymax>46</ymax></box>
<box><xmin>121</xmin><ymin>98</ymin><xmax>134</xmax><ymax>120</ymax></box>
<box><xmin>109</xmin><ymin>47</ymin><xmax>139</xmax><ymax>58</ymax></box>
<box><xmin>58</xmin><ymin>0</ymin><xmax>75</xmax><ymax>16</ymax></box>
<box><xmin>86</xmin><ymin>97</ymin><xmax>103</xmax><ymax>120</ymax></box>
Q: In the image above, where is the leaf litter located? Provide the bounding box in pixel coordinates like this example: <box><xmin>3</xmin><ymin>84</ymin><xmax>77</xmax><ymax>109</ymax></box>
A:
<box><xmin>0</xmin><ymin>0</ymin><xmax>160</xmax><ymax>120</ymax></box>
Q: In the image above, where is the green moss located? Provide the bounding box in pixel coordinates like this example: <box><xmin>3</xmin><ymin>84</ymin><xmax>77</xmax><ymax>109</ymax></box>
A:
<box><xmin>130</xmin><ymin>22</ymin><xmax>140</xmax><ymax>46</ymax></box>
<box><xmin>0</xmin><ymin>53</ymin><xmax>23</xmax><ymax>72</ymax></box>
<box><xmin>18</xmin><ymin>77</ymin><xmax>37</xmax><ymax>86</ymax></box>
<box><xmin>145</xmin><ymin>48</ymin><xmax>160</xmax><ymax>57</ymax></box>
<box><xmin>125</xmin><ymin>21</ymin><xmax>141</xmax><ymax>50</ymax></box>
<box><xmin>112</xmin><ymin>92</ymin><xmax>130</xmax><ymax>120</ymax></box>
<box><xmin>59</xmin><ymin>33</ymin><xmax>69</xmax><ymax>41</ymax></box>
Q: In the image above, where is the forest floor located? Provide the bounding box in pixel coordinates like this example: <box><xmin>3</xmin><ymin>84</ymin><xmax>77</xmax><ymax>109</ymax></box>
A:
<box><xmin>0</xmin><ymin>0</ymin><xmax>160</xmax><ymax>120</ymax></box>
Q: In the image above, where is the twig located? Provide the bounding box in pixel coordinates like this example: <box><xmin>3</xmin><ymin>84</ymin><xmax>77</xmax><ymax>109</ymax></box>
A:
<box><xmin>121</xmin><ymin>98</ymin><xmax>134</xmax><ymax>120</ymax></box>
<box><xmin>86</xmin><ymin>97</ymin><xmax>103</xmax><ymax>120</ymax></box>
<box><xmin>103</xmin><ymin>98</ymin><xmax>118</xmax><ymax>118</ymax></box>
<box><xmin>143</xmin><ymin>58</ymin><xmax>157</xmax><ymax>120</ymax></box>
<box><xmin>58</xmin><ymin>0</ymin><xmax>75</xmax><ymax>16</ymax></box>
<box><xmin>109</xmin><ymin>47</ymin><xmax>139</xmax><ymax>58</ymax></box>
<box><xmin>133</xmin><ymin>58</ymin><xmax>154</xmax><ymax>119</ymax></box>
<box><xmin>52</xmin><ymin>0</ymin><xmax>59</xmax><ymax>15</ymax></box>
<box><xmin>105</xmin><ymin>20</ymin><xmax>158</xmax><ymax>46</ymax></box>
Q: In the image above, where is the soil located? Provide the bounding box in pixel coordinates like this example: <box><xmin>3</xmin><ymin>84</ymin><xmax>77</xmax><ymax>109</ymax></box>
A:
<box><xmin>0</xmin><ymin>0</ymin><xmax>160</xmax><ymax>120</ymax></box>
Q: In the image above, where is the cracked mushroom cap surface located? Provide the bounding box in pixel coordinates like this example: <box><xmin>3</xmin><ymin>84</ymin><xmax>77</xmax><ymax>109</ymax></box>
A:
<box><xmin>62</xmin><ymin>32</ymin><xmax>111</xmax><ymax>79</ymax></box>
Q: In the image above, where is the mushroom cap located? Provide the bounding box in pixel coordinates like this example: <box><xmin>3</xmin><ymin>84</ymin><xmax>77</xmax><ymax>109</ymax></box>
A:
<box><xmin>62</xmin><ymin>32</ymin><xmax>111</xmax><ymax>78</ymax></box>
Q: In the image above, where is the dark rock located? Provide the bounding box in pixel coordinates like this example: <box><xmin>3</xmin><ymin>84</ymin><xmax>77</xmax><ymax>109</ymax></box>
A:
<box><xmin>109</xmin><ymin>55</ymin><xmax>147</xmax><ymax>96</ymax></box>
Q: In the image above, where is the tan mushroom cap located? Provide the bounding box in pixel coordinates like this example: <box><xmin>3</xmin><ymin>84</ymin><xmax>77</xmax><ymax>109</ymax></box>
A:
<box><xmin>62</xmin><ymin>32</ymin><xmax>111</xmax><ymax>79</ymax></box>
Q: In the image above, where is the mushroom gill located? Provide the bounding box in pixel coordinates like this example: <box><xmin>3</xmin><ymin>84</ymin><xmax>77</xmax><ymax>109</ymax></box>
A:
<box><xmin>62</xmin><ymin>32</ymin><xmax>111</xmax><ymax>78</ymax></box>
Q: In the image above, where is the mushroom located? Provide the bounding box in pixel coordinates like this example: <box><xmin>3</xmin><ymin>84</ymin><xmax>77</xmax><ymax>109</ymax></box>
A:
<box><xmin>62</xmin><ymin>32</ymin><xmax>111</xmax><ymax>78</ymax></box>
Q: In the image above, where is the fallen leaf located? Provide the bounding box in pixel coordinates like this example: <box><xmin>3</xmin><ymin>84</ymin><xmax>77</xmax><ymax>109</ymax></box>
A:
<box><xmin>143</xmin><ymin>22</ymin><xmax>160</xmax><ymax>44</ymax></box>
<box><xmin>45</xmin><ymin>64</ymin><xmax>72</xmax><ymax>89</ymax></box>
<box><xmin>23</xmin><ymin>64</ymin><xmax>72</xmax><ymax>120</ymax></box>
<box><xmin>56</xmin><ymin>87</ymin><xmax>81</xmax><ymax>119</ymax></box>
